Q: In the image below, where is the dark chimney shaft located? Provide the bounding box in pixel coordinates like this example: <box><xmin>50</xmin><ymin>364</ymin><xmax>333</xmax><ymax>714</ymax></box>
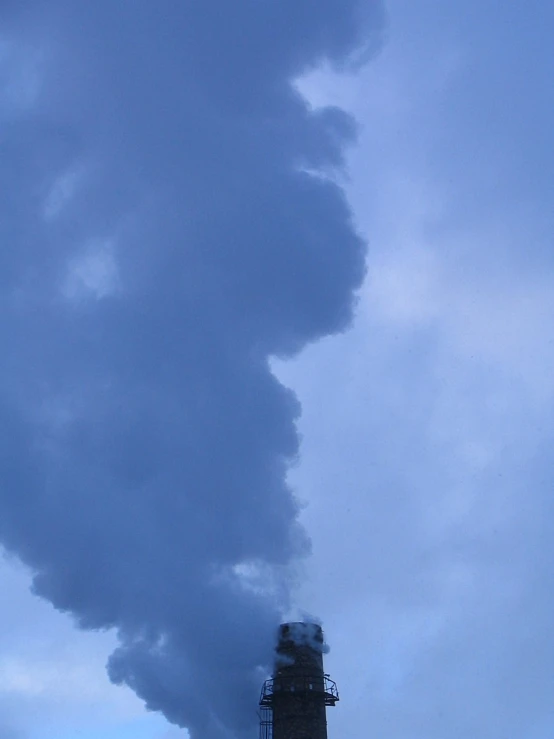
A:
<box><xmin>259</xmin><ymin>622</ymin><xmax>339</xmax><ymax>739</ymax></box>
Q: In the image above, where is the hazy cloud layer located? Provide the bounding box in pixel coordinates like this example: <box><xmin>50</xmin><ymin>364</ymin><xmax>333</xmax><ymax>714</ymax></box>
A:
<box><xmin>283</xmin><ymin>3</ymin><xmax>554</xmax><ymax>738</ymax></box>
<box><xmin>0</xmin><ymin>2</ymin><xmax>383</xmax><ymax>737</ymax></box>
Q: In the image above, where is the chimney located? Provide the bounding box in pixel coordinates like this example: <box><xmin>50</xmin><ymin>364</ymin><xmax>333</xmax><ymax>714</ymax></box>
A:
<box><xmin>259</xmin><ymin>622</ymin><xmax>339</xmax><ymax>739</ymax></box>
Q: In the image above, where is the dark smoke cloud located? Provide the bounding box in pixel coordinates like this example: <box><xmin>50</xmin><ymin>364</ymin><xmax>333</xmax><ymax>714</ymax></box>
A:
<box><xmin>0</xmin><ymin>2</ymin><xmax>383</xmax><ymax>736</ymax></box>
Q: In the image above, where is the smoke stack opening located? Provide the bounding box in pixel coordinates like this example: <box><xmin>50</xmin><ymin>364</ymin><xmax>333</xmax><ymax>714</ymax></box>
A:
<box><xmin>259</xmin><ymin>622</ymin><xmax>339</xmax><ymax>739</ymax></box>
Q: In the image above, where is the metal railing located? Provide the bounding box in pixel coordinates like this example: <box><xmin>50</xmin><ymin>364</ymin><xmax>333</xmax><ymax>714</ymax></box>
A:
<box><xmin>258</xmin><ymin>706</ymin><xmax>273</xmax><ymax>739</ymax></box>
<box><xmin>259</xmin><ymin>675</ymin><xmax>339</xmax><ymax>707</ymax></box>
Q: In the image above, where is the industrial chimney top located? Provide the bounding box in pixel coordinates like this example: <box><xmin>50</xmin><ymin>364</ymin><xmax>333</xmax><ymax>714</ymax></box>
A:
<box><xmin>259</xmin><ymin>622</ymin><xmax>339</xmax><ymax>739</ymax></box>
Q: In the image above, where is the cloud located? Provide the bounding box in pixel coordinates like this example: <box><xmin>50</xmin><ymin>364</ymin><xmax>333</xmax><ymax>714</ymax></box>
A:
<box><xmin>0</xmin><ymin>2</ymin><xmax>384</xmax><ymax>738</ymax></box>
<box><xmin>0</xmin><ymin>554</ymin><xmax>153</xmax><ymax>739</ymax></box>
<box><xmin>278</xmin><ymin>181</ymin><xmax>554</xmax><ymax>738</ymax></box>
<box><xmin>0</xmin><ymin>726</ymin><xmax>25</xmax><ymax>739</ymax></box>
<box><xmin>277</xmin><ymin>3</ymin><xmax>554</xmax><ymax>737</ymax></box>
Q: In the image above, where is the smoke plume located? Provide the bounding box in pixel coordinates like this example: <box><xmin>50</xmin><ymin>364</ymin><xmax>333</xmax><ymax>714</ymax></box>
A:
<box><xmin>0</xmin><ymin>2</ymin><xmax>383</xmax><ymax>736</ymax></box>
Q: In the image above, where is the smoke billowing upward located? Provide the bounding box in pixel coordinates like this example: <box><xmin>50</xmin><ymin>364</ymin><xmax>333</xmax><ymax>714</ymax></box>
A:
<box><xmin>0</xmin><ymin>2</ymin><xmax>383</xmax><ymax>737</ymax></box>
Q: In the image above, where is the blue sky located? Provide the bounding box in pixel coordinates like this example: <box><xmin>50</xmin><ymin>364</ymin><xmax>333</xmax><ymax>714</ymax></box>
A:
<box><xmin>2</xmin><ymin>1</ymin><xmax>554</xmax><ymax>738</ymax></box>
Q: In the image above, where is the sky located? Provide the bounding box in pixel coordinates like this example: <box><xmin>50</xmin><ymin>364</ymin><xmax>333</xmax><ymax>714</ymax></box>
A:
<box><xmin>1</xmin><ymin>2</ymin><xmax>554</xmax><ymax>739</ymax></box>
